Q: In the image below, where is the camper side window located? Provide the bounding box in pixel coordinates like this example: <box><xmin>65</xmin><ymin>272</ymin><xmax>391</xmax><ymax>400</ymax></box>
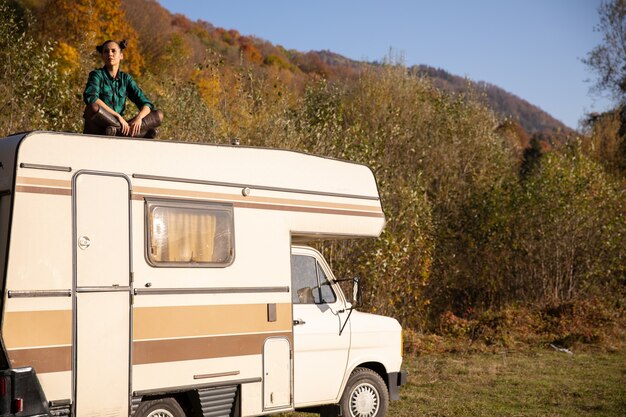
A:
<box><xmin>147</xmin><ymin>200</ymin><xmax>234</xmax><ymax>267</ymax></box>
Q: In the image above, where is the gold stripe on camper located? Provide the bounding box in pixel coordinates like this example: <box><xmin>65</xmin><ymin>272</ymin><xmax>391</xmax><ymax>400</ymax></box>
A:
<box><xmin>133</xmin><ymin>332</ymin><xmax>293</xmax><ymax>365</ymax></box>
<box><xmin>133</xmin><ymin>304</ymin><xmax>292</xmax><ymax>340</ymax></box>
<box><xmin>4</xmin><ymin>310</ymin><xmax>72</xmax><ymax>348</ymax></box>
<box><xmin>8</xmin><ymin>346</ymin><xmax>71</xmax><ymax>374</ymax></box>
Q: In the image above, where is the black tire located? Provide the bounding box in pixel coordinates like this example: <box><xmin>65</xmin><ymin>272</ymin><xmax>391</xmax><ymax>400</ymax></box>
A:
<box><xmin>339</xmin><ymin>367</ymin><xmax>389</xmax><ymax>417</ymax></box>
<box><xmin>134</xmin><ymin>398</ymin><xmax>186</xmax><ymax>417</ymax></box>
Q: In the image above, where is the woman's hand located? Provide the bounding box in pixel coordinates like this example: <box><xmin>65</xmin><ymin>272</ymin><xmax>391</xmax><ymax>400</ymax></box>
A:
<box><xmin>128</xmin><ymin>116</ymin><xmax>144</xmax><ymax>137</ymax></box>
<box><xmin>117</xmin><ymin>114</ymin><xmax>130</xmax><ymax>136</ymax></box>
<box><xmin>127</xmin><ymin>106</ymin><xmax>151</xmax><ymax>137</ymax></box>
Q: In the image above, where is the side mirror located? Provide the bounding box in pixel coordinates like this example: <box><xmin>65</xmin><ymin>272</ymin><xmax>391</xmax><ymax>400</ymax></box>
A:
<box><xmin>352</xmin><ymin>277</ymin><xmax>362</xmax><ymax>305</ymax></box>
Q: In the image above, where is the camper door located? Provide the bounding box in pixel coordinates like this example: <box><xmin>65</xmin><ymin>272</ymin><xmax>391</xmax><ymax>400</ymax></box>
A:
<box><xmin>73</xmin><ymin>172</ymin><xmax>131</xmax><ymax>416</ymax></box>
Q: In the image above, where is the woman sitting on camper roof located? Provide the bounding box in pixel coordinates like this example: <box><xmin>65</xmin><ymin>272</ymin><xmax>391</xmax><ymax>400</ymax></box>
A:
<box><xmin>82</xmin><ymin>39</ymin><xmax>163</xmax><ymax>138</ymax></box>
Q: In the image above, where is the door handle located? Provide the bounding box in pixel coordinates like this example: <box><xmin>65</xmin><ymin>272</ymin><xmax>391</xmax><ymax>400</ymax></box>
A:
<box><xmin>78</xmin><ymin>236</ymin><xmax>91</xmax><ymax>250</ymax></box>
<box><xmin>293</xmin><ymin>319</ymin><xmax>306</xmax><ymax>326</ymax></box>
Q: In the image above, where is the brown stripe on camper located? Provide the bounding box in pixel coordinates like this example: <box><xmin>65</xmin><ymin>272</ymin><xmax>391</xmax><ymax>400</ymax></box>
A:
<box><xmin>132</xmin><ymin>186</ymin><xmax>384</xmax><ymax>217</ymax></box>
<box><xmin>8</xmin><ymin>346</ymin><xmax>71</xmax><ymax>374</ymax></box>
<box><xmin>233</xmin><ymin>201</ymin><xmax>385</xmax><ymax>218</ymax></box>
<box><xmin>133</xmin><ymin>332</ymin><xmax>292</xmax><ymax>365</ymax></box>
<box><xmin>16</xmin><ymin>177</ymin><xmax>71</xmax><ymax>187</ymax></box>
<box><xmin>15</xmin><ymin>177</ymin><xmax>72</xmax><ymax>196</ymax></box>
<box><xmin>15</xmin><ymin>185</ymin><xmax>72</xmax><ymax>196</ymax></box>
<box><xmin>134</xmin><ymin>304</ymin><xmax>292</xmax><ymax>340</ymax></box>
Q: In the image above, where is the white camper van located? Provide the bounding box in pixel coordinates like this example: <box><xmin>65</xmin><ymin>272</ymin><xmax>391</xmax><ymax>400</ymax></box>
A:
<box><xmin>0</xmin><ymin>132</ymin><xmax>406</xmax><ymax>417</ymax></box>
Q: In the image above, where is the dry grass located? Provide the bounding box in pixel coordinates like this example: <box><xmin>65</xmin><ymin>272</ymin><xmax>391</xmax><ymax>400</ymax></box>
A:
<box><xmin>278</xmin><ymin>349</ymin><xmax>626</xmax><ymax>417</ymax></box>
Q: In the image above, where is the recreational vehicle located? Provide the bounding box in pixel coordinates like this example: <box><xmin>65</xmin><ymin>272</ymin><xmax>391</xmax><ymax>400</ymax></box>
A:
<box><xmin>0</xmin><ymin>132</ymin><xmax>406</xmax><ymax>417</ymax></box>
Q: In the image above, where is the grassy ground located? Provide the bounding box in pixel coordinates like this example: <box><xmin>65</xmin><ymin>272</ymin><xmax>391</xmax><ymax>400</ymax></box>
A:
<box><xmin>278</xmin><ymin>349</ymin><xmax>625</xmax><ymax>417</ymax></box>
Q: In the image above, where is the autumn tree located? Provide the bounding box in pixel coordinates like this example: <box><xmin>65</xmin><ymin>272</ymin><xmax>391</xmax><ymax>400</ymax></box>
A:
<box><xmin>510</xmin><ymin>146</ymin><xmax>625</xmax><ymax>303</ymax></box>
<box><xmin>120</xmin><ymin>0</ymin><xmax>172</xmax><ymax>68</ymax></box>
<box><xmin>583</xmin><ymin>0</ymin><xmax>626</xmax><ymax>104</ymax></box>
<box><xmin>37</xmin><ymin>0</ymin><xmax>144</xmax><ymax>76</ymax></box>
<box><xmin>0</xmin><ymin>1</ymin><xmax>77</xmax><ymax>134</ymax></box>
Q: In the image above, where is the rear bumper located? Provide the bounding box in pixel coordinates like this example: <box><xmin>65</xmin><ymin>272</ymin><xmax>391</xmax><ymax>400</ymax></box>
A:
<box><xmin>388</xmin><ymin>370</ymin><xmax>408</xmax><ymax>401</ymax></box>
<box><xmin>0</xmin><ymin>367</ymin><xmax>50</xmax><ymax>417</ymax></box>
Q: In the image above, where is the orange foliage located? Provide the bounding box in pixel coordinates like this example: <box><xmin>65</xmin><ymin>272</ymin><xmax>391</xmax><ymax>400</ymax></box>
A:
<box><xmin>218</xmin><ymin>29</ymin><xmax>240</xmax><ymax>46</ymax></box>
<box><xmin>295</xmin><ymin>52</ymin><xmax>330</xmax><ymax>78</ymax></box>
<box><xmin>39</xmin><ymin>0</ymin><xmax>145</xmax><ymax>76</ymax></box>
<box><xmin>52</xmin><ymin>41</ymin><xmax>80</xmax><ymax>75</ymax></box>
<box><xmin>239</xmin><ymin>37</ymin><xmax>263</xmax><ymax>64</ymax></box>
<box><xmin>194</xmin><ymin>71</ymin><xmax>222</xmax><ymax>109</ymax></box>
<box><xmin>171</xmin><ymin>13</ymin><xmax>194</xmax><ymax>31</ymax></box>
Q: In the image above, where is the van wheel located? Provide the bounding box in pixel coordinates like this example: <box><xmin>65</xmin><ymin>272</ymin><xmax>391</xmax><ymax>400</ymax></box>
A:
<box><xmin>339</xmin><ymin>367</ymin><xmax>389</xmax><ymax>417</ymax></box>
<box><xmin>135</xmin><ymin>398</ymin><xmax>185</xmax><ymax>417</ymax></box>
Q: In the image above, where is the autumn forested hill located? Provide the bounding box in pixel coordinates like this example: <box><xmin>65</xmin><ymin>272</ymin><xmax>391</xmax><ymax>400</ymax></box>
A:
<box><xmin>150</xmin><ymin>2</ymin><xmax>573</xmax><ymax>135</ymax></box>
<box><xmin>2</xmin><ymin>0</ymin><xmax>624</xmax><ymax>349</ymax></box>
<box><xmin>129</xmin><ymin>1</ymin><xmax>572</xmax><ymax>136</ymax></box>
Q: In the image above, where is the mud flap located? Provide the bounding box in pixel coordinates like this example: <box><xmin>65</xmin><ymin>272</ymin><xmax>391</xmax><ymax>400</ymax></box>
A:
<box><xmin>388</xmin><ymin>371</ymin><xmax>408</xmax><ymax>401</ymax></box>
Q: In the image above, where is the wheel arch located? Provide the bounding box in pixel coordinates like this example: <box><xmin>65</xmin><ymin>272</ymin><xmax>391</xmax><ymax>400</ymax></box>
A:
<box><xmin>337</xmin><ymin>360</ymin><xmax>389</xmax><ymax>402</ymax></box>
<box><xmin>354</xmin><ymin>362</ymin><xmax>389</xmax><ymax>390</ymax></box>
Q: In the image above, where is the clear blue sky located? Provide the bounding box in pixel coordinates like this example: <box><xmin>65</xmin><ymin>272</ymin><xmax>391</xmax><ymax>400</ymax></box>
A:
<box><xmin>158</xmin><ymin>0</ymin><xmax>611</xmax><ymax>130</ymax></box>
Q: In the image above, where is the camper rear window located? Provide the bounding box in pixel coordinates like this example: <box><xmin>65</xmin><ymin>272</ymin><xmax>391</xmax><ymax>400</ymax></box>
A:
<box><xmin>146</xmin><ymin>200</ymin><xmax>234</xmax><ymax>267</ymax></box>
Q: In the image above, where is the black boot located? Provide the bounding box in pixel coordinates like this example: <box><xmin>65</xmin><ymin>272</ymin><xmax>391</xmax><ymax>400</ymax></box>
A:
<box><xmin>83</xmin><ymin>104</ymin><xmax>121</xmax><ymax>136</ymax></box>
<box><xmin>138</xmin><ymin>110</ymin><xmax>164</xmax><ymax>138</ymax></box>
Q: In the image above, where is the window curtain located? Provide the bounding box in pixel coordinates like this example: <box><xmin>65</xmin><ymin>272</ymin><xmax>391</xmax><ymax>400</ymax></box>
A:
<box><xmin>151</xmin><ymin>206</ymin><xmax>218</xmax><ymax>263</ymax></box>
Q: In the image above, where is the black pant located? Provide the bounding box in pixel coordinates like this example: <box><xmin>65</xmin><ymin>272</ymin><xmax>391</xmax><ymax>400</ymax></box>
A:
<box><xmin>82</xmin><ymin>103</ymin><xmax>163</xmax><ymax>137</ymax></box>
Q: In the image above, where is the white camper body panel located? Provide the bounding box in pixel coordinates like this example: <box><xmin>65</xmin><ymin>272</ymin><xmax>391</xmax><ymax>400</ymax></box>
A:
<box><xmin>0</xmin><ymin>132</ymin><xmax>401</xmax><ymax>417</ymax></box>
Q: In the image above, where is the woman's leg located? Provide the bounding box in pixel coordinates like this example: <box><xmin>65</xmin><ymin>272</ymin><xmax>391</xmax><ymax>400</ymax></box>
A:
<box><xmin>83</xmin><ymin>103</ymin><xmax>121</xmax><ymax>135</ymax></box>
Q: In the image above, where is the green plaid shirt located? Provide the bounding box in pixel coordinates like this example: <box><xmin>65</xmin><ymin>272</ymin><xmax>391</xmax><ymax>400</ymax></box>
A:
<box><xmin>83</xmin><ymin>67</ymin><xmax>154</xmax><ymax>116</ymax></box>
